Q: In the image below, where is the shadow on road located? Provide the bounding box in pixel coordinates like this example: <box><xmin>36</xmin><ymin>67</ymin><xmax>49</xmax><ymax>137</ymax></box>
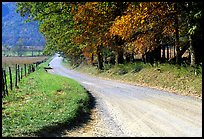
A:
<box><xmin>32</xmin><ymin>90</ymin><xmax>96</xmax><ymax>137</ymax></box>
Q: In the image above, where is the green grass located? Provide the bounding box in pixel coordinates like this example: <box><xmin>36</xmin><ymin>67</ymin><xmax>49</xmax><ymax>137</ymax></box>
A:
<box><xmin>63</xmin><ymin>60</ymin><xmax>202</xmax><ymax>99</ymax></box>
<box><xmin>2</xmin><ymin>57</ymin><xmax>90</xmax><ymax>137</ymax></box>
<box><xmin>2</xmin><ymin>56</ymin><xmax>49</xmax><ymax>95</ymax></box>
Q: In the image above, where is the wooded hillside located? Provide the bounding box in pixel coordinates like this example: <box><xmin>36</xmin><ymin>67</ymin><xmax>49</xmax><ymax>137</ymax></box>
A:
<box><xmin>2</xmin><ymin>2</ymin><xmax>45</xmax><ymax>47</ymax></box>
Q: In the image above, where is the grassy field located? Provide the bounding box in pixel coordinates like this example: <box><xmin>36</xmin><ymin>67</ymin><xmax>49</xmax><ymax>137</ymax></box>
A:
<box><xmin>63</xmin><ymin>59</ymin><xmax>202</xmax><ymax>99</ymax></box>
<box><xmin>2</xmin><ymin>57</ymin><xmax>90</xmax><ymax>137</ymax></box>
<box><xmin>2</xmin><ymin>56</ymin><xmax>48</xmax><ymax>68</ymax></box>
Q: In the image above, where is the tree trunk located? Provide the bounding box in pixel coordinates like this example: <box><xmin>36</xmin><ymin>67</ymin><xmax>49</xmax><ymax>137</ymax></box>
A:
<box><xmin>187</xmin><ymin>2</ymin><xmax>196</xmax><ymax>67</ymax></box>
<box><xmin>169</xmin><ymin>42</ymin><xmax>190</xmax><ymax>63</ymax></box>
<box><xmin>131</xmin><ymin>53</ymin><xmax>135</xmax><ymax>63</ymax></box>
<box><xmin>155</xmin><ymin>46</ymin><xmax>161</xmax><ymax>61</ymax></box>
<box><xmin>125</xmin><ymin>53</ymin><xmax>131</xmax><ymax>63</ymax></box>
<box><xmin>175</xmin><ymin>3</ymin><xmax>181</xmax><ymax>65</ymax></box>
<box><xmin>162</xmin><ymin>45</ymin><xmax>165</xmax><ymax>60</ymax></box>
<box><xmin>169</xmin><ymin>46</ymin><xmax>171</xmax><ymax>58</ymax></box>
<box><xmin>97</xmin><ymin>46</ymin><xmax>104</xmax><ymax>70</ymax></box>
<box><xmin>142</xmin><ymin>54</ymin><xmax>146</xmax><ymax>64</ymax></box>
<box><xmin>189</xmin><ymin>36</ymin><xmax>196</xmax><ymax>66</ymax></box>
<box><xmin>110</xmin><ymin>54</ymin><xmax>115</xmax><ymax>65</ymax></box>
<box><xmin>167</xmin><ymin>46</ymin><xmax>169</xmax><ymax>60</ymax></box>
<box><xmin>115</xmin><ymin>49</ymin><xmax>124</xmax><ymax>65</ymax></box>
<box><xmin>91</xmin><ymin>53</ymin><xmax>94</xmax><ymax>66</ymax></box>
<box><xmin>146</xmin><ymin>51</ymin><xmax>154</xmax><ymax>65</ymax></box>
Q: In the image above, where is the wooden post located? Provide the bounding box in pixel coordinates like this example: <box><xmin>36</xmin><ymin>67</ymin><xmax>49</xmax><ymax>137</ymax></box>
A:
<box><xmin>30</xmin><ymin>64</ymin><xmax>32</xmax><ymax>72</ymax></box>
<box><xmin>30</xmin><ymin>64</ymin><xmax>32</xmax><ymax>73</ymax></box>
<box><xmin>28</xmin><ymin>64</ymin><xmax>30</xmax><ymax>74</ymax></box>
<box><xmin>18</xmin><ymin>65</ymin><xmax>20</xmax><ymax>82</ymax></box>
<box><xmin>15</xmin><ymin>64</ymin><xmax>18</xmax><ymax>87</ymax></box>
<box><xmin>24</xmin><ymin>64</ymin><xmax>26</xmax><ymax>77</ymax></box>
<box><xmin>3</xmin><ymin>69</ymin><xmax>8</xmax><ymax>96</ymax></box>
<box><xmin>21</xmin><ymin>67</ymin><xmax>23</xmax><ymax>79</ymax></box>
<box><xmin>9</xmin><ymin>67</ymin><xmax>13</xmax><ymax>91</ymax></box>
<box><xmin>2</xmin><ymin>69</ymin><xmax>5</xmax><ymax>97</ymax></box>
<box><xmin>32</xmin><ymin>64</ymin><xmax>34</xmax><ymax>72</ymax></box>
<box><xmin>31</xmin><ymin>64</ymin><xmax>32</xmax><ymax>72</ymax></box>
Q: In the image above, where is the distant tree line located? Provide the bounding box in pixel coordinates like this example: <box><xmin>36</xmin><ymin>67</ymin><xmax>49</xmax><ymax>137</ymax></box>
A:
<box><xmin>2</xmin><ymin>44</ymin><xmax>44</xmax><ymax>57</ymax></box>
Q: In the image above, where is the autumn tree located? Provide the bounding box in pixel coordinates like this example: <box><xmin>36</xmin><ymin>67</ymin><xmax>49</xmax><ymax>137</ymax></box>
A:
<box><xmin>71</xmin><ymin>2</ymin><xmax>129</xmax><ymax>69</ymax></box>
<box><xmin>110</xmin><ymin>2</ymin><xmax>174</xmax><ymax>64</ymax></box>
<box><xmin>16</xmin><ymin>2</ymin><xmax>202</xmax><ymax>68</ymax></box>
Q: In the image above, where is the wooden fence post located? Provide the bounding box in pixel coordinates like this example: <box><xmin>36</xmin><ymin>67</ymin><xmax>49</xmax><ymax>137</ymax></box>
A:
<box><xmin>9</xmin><ymin>67</ymin><xmax>13</xmax><ymax>91</ymax></box>
<box><xmin>2</xmin><ymin>69</ymin><xmax>5</xmax><ymax>97</ymax></box>
<box><xmin>35</xmin><ymin>62</ymin><xmax>38</xmax><ymax>70</ymax></box>
<box><xmin>15</xmin><ymin>64</ymin><xmax>18</xmax><ymax>87</ymax></box>
<box><xmin>3</xmin><ymin>69</ymin><xmax>8</xmax><ymax>96</ymax></box>
<box><xmin>30</xmin><ymin>64</ymin><xmax>32</xmax><ymax>73</ymax></box>
<box><xmin>30</xmin><ymin>65</ymin><xmax>32</xmax><ymax>73</ymax></box>
<box><xmin>28</xmin><ymin>64</ymin><xmax>30</xmax><ymax>74</ymax></box>
<box><xmin>18</xmin><ymin>65</ymin><xmax>20</xmax><ymax>82</ymax></box>
<box><xmin>32</xmin><ymin>64</ymin><xmax>35</xmax><ymax>72</ymax></box>
<box><xmin>30</xmin><ymin>64</ymin><xmax>31</xmax><ymax>73</ymax></box>
<box><xmin>21</xmin><ymin>67</ymin><xmax>23</xmax><ymax>79</ymax></box>
<box><xmin>24</xmin><ymin>64</ymin><xmax>26</xmax><ymax>77</ymax></box>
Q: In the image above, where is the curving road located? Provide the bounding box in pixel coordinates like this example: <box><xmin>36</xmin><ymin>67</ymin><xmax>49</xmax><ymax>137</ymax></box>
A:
<box><xmin>48</xmin><ymin>54</ymin><xmax>202</xmax><ymax>137</ymax></box>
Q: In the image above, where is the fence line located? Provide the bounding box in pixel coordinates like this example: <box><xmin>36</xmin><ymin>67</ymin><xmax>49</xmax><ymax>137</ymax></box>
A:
<box><xmin>2</xmin><ymin>59</ymin><xmax>46</xmax><ymax>98</ymax></box>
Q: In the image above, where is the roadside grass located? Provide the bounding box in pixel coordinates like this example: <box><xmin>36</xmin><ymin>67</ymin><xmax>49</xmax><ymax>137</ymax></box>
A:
<box><xmin>2</xmin><ymin>56</ymin><xmax>49</xmax><ymax>97</ymax></box>
<box><xmin>2</xmin><ymin>57</ymin><xmax>90</xmax><ymax>137</ymax></box>
<box><xmin>63</xmin><ymin>59</ymin><xmax>202</xmax><ymax>99</ymax></box>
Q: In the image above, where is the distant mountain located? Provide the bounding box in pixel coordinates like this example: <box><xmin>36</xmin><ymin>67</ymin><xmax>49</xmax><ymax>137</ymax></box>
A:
<box><xmin>2</xmin><ymin>2</ymin><xmax>45</xmax><ymax>47</ymax></box>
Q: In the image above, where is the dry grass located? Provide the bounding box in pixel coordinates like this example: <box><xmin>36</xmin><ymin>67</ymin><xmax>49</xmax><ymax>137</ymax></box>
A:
<box><xmin>2</xmin><ymin>56</ymin><xmax>48</xmax><ymax>68</ymax></box>
<box><xmin>67</xmin><ymin>62</ymin><xmax>202</xmax><ymax>99</ymax></box>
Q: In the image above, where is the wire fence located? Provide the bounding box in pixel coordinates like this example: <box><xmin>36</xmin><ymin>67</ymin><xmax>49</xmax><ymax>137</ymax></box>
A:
<box><xmin>2</xmin><ymin>59</ymin><xmax>47</xmax><ymax>98</ymax></box>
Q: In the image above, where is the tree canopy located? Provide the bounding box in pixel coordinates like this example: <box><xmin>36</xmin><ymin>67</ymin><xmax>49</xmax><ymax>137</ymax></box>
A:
<box><xmin>16</xmin><ymin>2</ymin><xmax>202</xmax><ymax>68</ymax></box>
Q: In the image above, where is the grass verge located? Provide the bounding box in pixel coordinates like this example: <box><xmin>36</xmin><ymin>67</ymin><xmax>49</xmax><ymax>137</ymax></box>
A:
<box><xmin>2</xmin><ymin>57</ymin><xmax>90</xmax><ymax>137</ymax></box>
<box><xmin>63</xmin><ymin>59</ymin><xmax>202</xmax><ymax>99</ymax></box>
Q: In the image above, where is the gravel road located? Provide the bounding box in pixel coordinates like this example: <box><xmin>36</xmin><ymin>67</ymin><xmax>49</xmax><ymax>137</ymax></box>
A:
<box><xmin>48</xmin><ymin>54</ymin><xmax>202</xmax><ymax>137</ymax></box>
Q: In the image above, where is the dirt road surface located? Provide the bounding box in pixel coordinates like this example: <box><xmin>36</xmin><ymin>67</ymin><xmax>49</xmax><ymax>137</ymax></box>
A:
<box><xmin>48</xmin><ymin>54</ymin><xmax>202</xmax><ymax>137</ymax></box>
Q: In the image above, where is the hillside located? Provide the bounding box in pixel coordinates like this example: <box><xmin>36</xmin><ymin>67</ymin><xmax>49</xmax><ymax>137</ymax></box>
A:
<box><xmin>2</xmin><ymin>2</ymin><xmax>45</xmax><ymax>47</ymax></box>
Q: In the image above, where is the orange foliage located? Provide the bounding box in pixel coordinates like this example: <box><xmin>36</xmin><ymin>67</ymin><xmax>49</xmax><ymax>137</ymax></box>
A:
<box><xmin>72</xmin><ymin>2</ymin><xmax>115</xmax><ymax>61</ymax></box>
<box><xmin>110</xmin><ymin>2</ymin><xmax>176</xmax><ymax>54</ymax></box>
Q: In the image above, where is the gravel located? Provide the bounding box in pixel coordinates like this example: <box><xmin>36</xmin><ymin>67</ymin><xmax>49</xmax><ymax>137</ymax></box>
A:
<box><xmin>47</xmin><ymin>54</ymin><xmax>202</xmax><ymax>137</ymax></box>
